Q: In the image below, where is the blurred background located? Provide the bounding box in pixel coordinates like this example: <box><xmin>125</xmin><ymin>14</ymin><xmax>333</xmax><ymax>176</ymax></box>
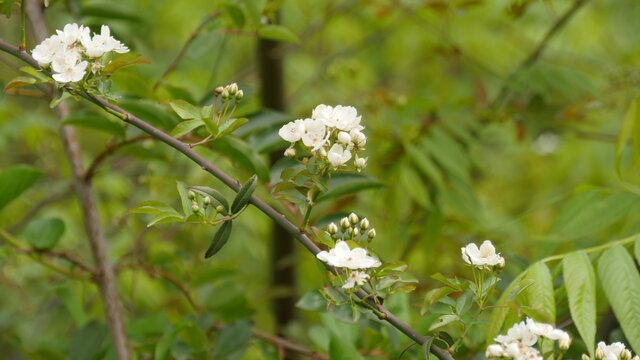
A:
<box><xmin>1</xmin><ymin>0</ymin><xmax>640</xmax><ymax>358</ymax></box>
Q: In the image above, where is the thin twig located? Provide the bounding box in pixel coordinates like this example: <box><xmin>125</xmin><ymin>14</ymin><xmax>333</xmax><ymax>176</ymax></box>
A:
<box><xmin>153</xmin><ymin>12</ymin><xmax>221</xmax><ymax>90</ymax></box>
<box><xmin>84</xmin><ymin>134</ymin><xmax>151</xmax><ymax>181</ymax></box>
<box><xmin>491</xmin><ymin>0</ymin><xmax>591</xmax><ymax>109</ymax></box>
<box><xmin>13</xmin><ymin>248</ymin><xmax>96</xmax><ymax>275</ymax></box>
<box><xmin>0</xmin><ymin>37</ymin><xmax>455</xmax><ymax>360</ymax></box>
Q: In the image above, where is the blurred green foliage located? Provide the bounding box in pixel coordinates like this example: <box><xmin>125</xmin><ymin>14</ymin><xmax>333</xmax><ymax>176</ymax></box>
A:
<box><xmin>2</xmin><ymin>0</ymin><xmax>640</xmax><ymax>359</ymax></box>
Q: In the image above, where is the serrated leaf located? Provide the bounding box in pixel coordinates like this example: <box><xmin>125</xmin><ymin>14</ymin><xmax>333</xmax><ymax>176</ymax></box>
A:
<box><xmin>170</xmin><ymin>118</ymin><xmax>205</xmax><ymax>138</ymax></box>
<box><xmin>597</xmin><ymin>244</ymin><xmax>640</xmax><ymax>353</ymax></box>
<box><xmin>429</xmin><ymin>314</ymin><xmax>459</xmax><ymax>332</ymax></box>
<box><xmin>616</xmin><ymin>99</ymin><xmax>640</xmax><ymax>178</ymax></box>
<box><xmin>563</xmin><ymin>251</ymin><xmax>596</xmax><ymax>357</ymax></box>
<box><xmin>258</xmin><ymin>25</ymin><xmax>299</xmax><ymax>43</ymax></box>
<box><xmin>231</xmin><ymin>175</ymin><xmax>257</xmax><ymax>213</ymax></box>
<box><xmin>23</xmin><ymin>218</ymin><xmax>65</xmax><ymax>251</ymax></box>
<box><xmin>169</xmin><ymin>99</ymin><xmax>201</xmax><ymax>120</ymax></box>
<box><xmin>0</xmin><ymin>165</ymin><xmax>43</xmax><ymax>212</ymax></box>
<box><xmin>188</xmin><ymin>186</ymin><xmax>229</xmax><ymax>215</ymax></box>
<box><xmin>518</xmin><ymin>261</ymin><xmax>555</xmax><ymax>324</ymax></box>
<box><xmin>421</xmin><ymin>287</ymin><xmax>456</xmax><ymax>315</ymax></box>
<box><xmin>217</xmin><ymin>117</ymin><xmax>248</xmax><ymax>138</ymax></box>
<box><xmin>205</xmin><ymin>221</ymin><xmax>233</xmax><ymax>258</ymax></box>
<box><xmin>315</xmin><ymin>173</ymin><xmax>383</xmax><ymax>203</ymax></box>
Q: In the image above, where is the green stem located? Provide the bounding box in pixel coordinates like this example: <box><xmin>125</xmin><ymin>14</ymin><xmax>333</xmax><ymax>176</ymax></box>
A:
<box><xmin>19</xmin><ymin>0</ymin><xmax>25</xmax><ymax>50</ymax></box>
<box><xmin>301</xmin><ymin>189</ymin><xmax>319</xmax><ymax>231</ymax></box>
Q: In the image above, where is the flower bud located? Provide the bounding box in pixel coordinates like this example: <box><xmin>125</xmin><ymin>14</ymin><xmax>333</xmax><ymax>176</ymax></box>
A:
<box><xmin>203</xmin><ymin>196</ymin><xmax>211</xmax><ymax>206</ymax></box>
<box><xmin>354</xmin><ymin>155</ymin><xmax>367</xmax><ymax>170</ymax></box>
<box><xmin>235</xmin><ymin>90</ymin><xmax>244</xmax><ymax>101</ymax></box>
<box><xmin>221</xmin><ymin>88</ymin><xmax>230</xmax><ymax>99</ymax></box>
<box><xmin>360</xmin><ymin>218</ymin><xmax>369</xmax><ymax>230</ymax></box>
<box><xmin>595</xmin><ymin>347</ymin><xmax>605</xmax><ymax>360</ymax></box>
<box><xmin>340</xmin><ymin>217</ymin><xmax>350</xmax><ymax>230</ymax></box>
<box><xmin>215</xmin><ymin>86</ymin><xmax>224</xmax><ymax>96</ymax></box>
<box><xmin>284</xmin><ymin>147</ymin><xmax>296</xmax><ymax>158</ymax></box>
<box><xmin>337</xmin><ymin>131</ymin><xmax>351</xmax><ymax>144</ymax></box>
<box><xmin>367</xmin><ymin>228</ymin><xmax>376</xmax><ymax>240</ymax></box>
<box><xmin>582</xmin><ymin>354</ymin><xmax>590</xmax><ymax>360</ymax></box>
<box><xmin>347</xmin><ymin>227</ymin><xmax>353</xmax><ymax>236</ymax></box>
<box><xmin>559</xmin><ymin>333</ymin><xmax>571</xmax><ymax>352</ymax></box>
<box><xmin>301</xmin><ymin>157</ymin><xmax>308</xmax><ymax>165</ymax></box>
<box><xmin>348</xmin><ymin>212</ymin><xmax>358</xmax><ymax>226</ymax></box>
<box><xmin>191</xmin><ymin>204</ymin><xmax>200</xmax><ymax>212</ymax></box>
<box><xmin>621</xmin><ymin>350</ymin><xmax>632</xmax><ymax>360</ymax></box>
<box><xmin>327</xmin><ymin>222</ymin><xmax>338</xmax><ymax>235</ymax></box>
<box><xmin>227</xmin><ymin>83</ymin><xmax>238</xmax><ymax>95</ymax></box>
<box><xmin>188</xmin><ymin>190</ymin><xmax>196</xmax><ymax>200</ymax></box>
<box><xmin>216</xmin><ymin>205</ymin><xmax>224</xmax><ymax>213</ymax></box>
<box><xmin>317</xmin><ymin>147</ymin><xmax>327</xmax><ymax>158</ymax></box>
<box><xmin>631</xmin><ymin>355</ymin><xmax>639</xmax><ymax>360</ymax></box>
<box><xmin>486</xmin><ymin>344</ymin><xmax>504</xmax><ymax>359</ymax></box>
<box><xmin>498</xmin><ymin>257</ymin><xmax>505</xmax><ymax>269</ymax></box>
<box><xmin>352</xmin><ymin>228</ymin><xmax>359</xmax><ymax>237</ymax></box>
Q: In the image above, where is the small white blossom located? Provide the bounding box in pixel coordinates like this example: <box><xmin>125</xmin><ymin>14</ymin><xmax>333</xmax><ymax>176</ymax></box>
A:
<box><xmin>486</xmin><ymin>344</ymin><xmax>504</xmax><ymax>358</ymax></box>
<box><xmin>56</xmin><ymin>23</ymin><xmax>87</xmax><ymax>46</ymax></box>
<box><xmin>350</xmin><ymin>129</ymin><xmax>367</xmax><ymax>147</ymax></box>
<box><xmin>312</xmin><ymin>104</ymin><xmax>338</xmax><ymax>127</ymax></box>
<box><xmin>51</xmin><ymin>52</ymin><xmax>87</xmax><ymax>83</ymax></box>
<box><xmin>333</xmin><ymin>105</ymin><xmax>363</xmax><ymax>131</ymax></box>
<box><xmin>461</xmin><ymin>240</ymin><xmax>504</xmax><ymax>270</ymax></box>
<box><xmin>301</xmin><ymin>118</ymin><xmax>327</xmax><ymax>150</ymax></box>
<box><xmin>558</xmin><ymin>332</ymin><xmax>571</xmax><ymax>351</ymax></box>
<box><xmin>597</xmin><ymin>342</ymin><xmax>628</xmax><ymax>360</ymax></box>
<box><xmin>337</xmin><ymin>131</ymin><xmax>351</xmax><ymax>144</ymax></box>
<box><xmin>327</xmin><ymin>144</ymin><xmax>352</xmax><ymax>168</ymax></box>
<box><xmin>342</xmin><ymin>270</ymin><xmax>369</xmax><ymax>289</ymax></box>
<box><xmin>284</xmin><ymin>147</ymin><xmax>296</xmax><ymax>157</ymax></box>
<box><xmin>495</xmin><ymin>321</ymin><xmax>537</xmax><ymax>347</ymax></box>
<box><xmin>354</xmin><ymin>155</ymin><xmax>367</xmax><ymax>171</ymax></box>
<box><xmin>279</xmin><ymin>119</ymin><xmax>305</xmax><ymax>143</ymax></box>
<box><xmin>87</xmin><ymin>25</ymin><xmax>129</xmax><ymax>56</ymax></box>
<box><xmin>316</xmin><ymin>241</ymin><xmax>381</xmax><ymax>269</ymax></box>
<box><xmin>31</xmin><ymin>35</ymin><xmax>64</xmax><ymax>66</ymax></box>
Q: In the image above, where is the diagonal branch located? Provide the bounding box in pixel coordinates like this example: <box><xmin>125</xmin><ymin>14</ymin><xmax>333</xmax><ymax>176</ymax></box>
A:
<box><xmin>0</xmin><ymin>38</ymin><xmax>454</xmax><ymax>360</ymax></box>
<box><xmin>84</xmin><ymin>134</ymin><xmax>151</xmax><ymax>182</ymax></box>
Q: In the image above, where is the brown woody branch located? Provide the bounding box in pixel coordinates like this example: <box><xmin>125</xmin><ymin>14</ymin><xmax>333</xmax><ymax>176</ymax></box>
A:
<box><xmin>84</xmin><ymin>135</ymin><xmax>151</xmax><ymax>181</ymax></box>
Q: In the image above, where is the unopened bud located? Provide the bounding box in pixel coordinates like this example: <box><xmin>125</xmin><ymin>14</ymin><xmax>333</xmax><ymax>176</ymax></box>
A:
<box><xmin>498</xmin><ymin>257</ymin><xmax>505</xmax><ymax>269</ymax></box>
<box><xmin>327</xmin><ymin>222</ymin><xmax>338</xmax><ymax>235</ymax></box>
<box><xmin>191</xmin><ymin>204</ymin><xmax>200</xmax><ymax>212</ymax></box>
<box><xmin>215</xmin><ymin>86</ymin><xmax>224</xmax><ymax>96</ymax></box>
<box><xmin>352</xmin><ymin>228</ymin><xmax>359</xmax><ymax>237</ymax></box>
<box><xmin>559</xmin><ymin>333</ymin><xmax>571</xmax><ymax>352</ymax></box>
<box><xmin>227</xmin><ymin>83</ymin><xmax>238</xmax><ymax>95</ymax></box>
<box><xmin>359</xmin><ymin>218</ymin><xmax>369</xmax><ymax>230</ymax></box>
<box><xmin>337</xmin><ymin>131</ymin><xmax>351</xmax><ymax>144</ymax></box>
<box><xmin>235</xmin><ymin>90</ymin><xmax>243</xmax><ymax>101</ymax></box>
<box><xmin>595</xmin><ymin>347</ymin><xmax>605</xmax><ymax>360</ymax></box>
<box><xmin>284</xmin><ymin>147</ymin><xmax>296</xmax><ymax>158</ymax></box>
<box><xmin>221</xmin><ymin>88</ymin><xmax>230</xmax><ymax>99</ymax></box>
<box><xmin>347</xmin><ymin>227</ymin><xmax>353</xmax><ymax>236</ymax></box>
<box><xmin>621</xmin><ymin>350</ymin><xmax>632</xmax><ymax>360</ymax></box>
<box><xmin>188</xmin><ymin>190</ymin><xmax>196</xmax><ymax>200</ymax></box>
<box><xmin>301</xmin><ymin>157</ymin><xmax>308</xmax><ymax>165</ymax></box>
<box><xmin>367</xmin><ymin>228</ymin><xmax>376</xmax><ymax>240</ymax></box>
<box><xmin>216</xmin><ymin>205</ymin><xmax>224</xmax><ymax>213</ymax></box>
<box><xmin>631</xmin><ymin>355</ymin><xmax>639</xmax><ymax>360</ymax></box>
<box><xmin>317</xmin><ymin>147</ymin><xmax>327</xmax><ymax>158</ymax></box>
<box><xmin>203</xmin><ymin>196</ymin><xmax>211</xmax><ymax>206</ymax></box>
<box><xmin>582</xmin><ymin>354</ymin><xmax>591</xmax><ymax>360</ymax></box>
<box><xmin>340</xmin><ymin>217</ymin><xmax>350</xmax><ymax>230</ymax></box>
<box><xmin>348</xmin><ymin>212</ymin><xmax>358</xmax><ymax>225</ymax></box>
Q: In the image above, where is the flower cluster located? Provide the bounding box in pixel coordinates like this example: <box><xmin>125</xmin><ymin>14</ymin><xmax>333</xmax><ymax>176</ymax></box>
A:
<box><xmin>584</xmin><ymin>342</ymin><xmax>639</xmax><ymax>360</ymax></box>
<box><xmin>278</xmin><ymin>104</ymin><xmax>367</xmax><ymax>172</ymax></box>
<box><xmin>32</xmin><ymin>23</ymin><xmax>129</xmax><ymax>83</ymax></box>
<box><xmin>486</xmin><ymin>318</ymin><xmax>571</xmax><ymax>360</ymax></box>
<box><xmin>214</xmin><ymin>82</ymin><xmax>243</xmax><ymax>102</ymax></box>
<box><xmin>461</xmin><ymin>240</ymin><xmax>505</xmax><ymax>270</ymax></box>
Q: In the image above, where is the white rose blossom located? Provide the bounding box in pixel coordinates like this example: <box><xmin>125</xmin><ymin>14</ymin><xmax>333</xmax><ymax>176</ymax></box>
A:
<box><xmin>316</xmin><ymin>241</ymin><xmax>381</xmax><ymax>269</ymax></box>
<box><xmin>342</xmin><ymin>270</ymin><xmax>369</xmax><ymax>289</ymax></box>
<box><xmin>461</xmin><ymin>240</ymin><xmax>504</xmax><ymax>270</ymax></box>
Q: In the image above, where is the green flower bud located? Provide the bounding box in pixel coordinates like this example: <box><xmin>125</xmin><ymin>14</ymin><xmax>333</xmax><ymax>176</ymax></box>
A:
<box><xmin>359</xmin><ymin>217</ymin><xmax>369</xmax><ymax>230</ymax></box>
<box><xmin>216</xmin><ymin>205</ymin><xmax>224</xmax><ymax>213</ymax></box>
<box><xmin>582</xmin><ymin>354</ymin><xmax>590</xmax><ymax>360</ymax></box>
<box><xmin>348</xmin><ymin>212</ymin><xmax>358</xmax><ymax>225</ymax></box>
<box><xmin>327</xmin><ymin>222</ymin><xmax>338</xmax><ymax>235</ymax></box>
<box><xmin>203</xmin><ymin>196</ymin><xmax>211</xmax><ymax>205</ymax></box>
<box><xmin>367</xmin><ymin>228</ymin><xmax>376</xmax><ymax>240</ymax></box>
<box><xmin>235</xmin><ymin>90</ymin><xmax>243</xmax><ymax>101</ymax></box>
<box><xmin>191</xmin><ymin>204</ymin><xmax>200</xmax><ymax>212</ymax></box>
<box><xmin>340</xmin><ymin>217</ymin><xmax>350</xmax><ymax>230</ymax></box>
<box><xmin>188</xmin><ymin>190</ymin><xmax>196</xmax><ymax>200</ymax></box>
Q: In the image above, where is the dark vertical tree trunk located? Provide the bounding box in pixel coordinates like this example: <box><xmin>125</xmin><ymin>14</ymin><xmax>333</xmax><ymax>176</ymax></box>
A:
<box><xmin>258</xmin><ymin>20</ymin><xmax>296</xmax><ymax>336</ymax></box>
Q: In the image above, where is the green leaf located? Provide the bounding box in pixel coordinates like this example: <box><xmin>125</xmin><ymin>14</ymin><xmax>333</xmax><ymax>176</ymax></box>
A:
<box><xmin>518</xmin><ymin>261</ymin><xmax>555</xmax><ymax>324</ymax></box>
<box><xmin>154</xmin><ymin>321</ymin><xmax>189</xmax><ymax>360</ymax></box>
<box><xmin>223</xmin><ymin>3</ymin><xmax>246</xmax><ymax>28</ymax></box>
<box><xmin>241</xmin><ymin>0</ymin><xmax>260</xmax><ymax>27</ymax></box>
<box><xmin>296</xmin><ymin>290</ymin><xmax>325</xmax><ymax>311</ymax></box>
<box><xmin>486</xmin><ymin>271</ymin><xmax>527</xmax><ymax>344</ymax></box>
<box><xmin>212</xmin><ymin>320</ymin><xmax>253</xmax><ymax>360</ymax></box>
<box><xmin>3</xmin><ymin>76</ymin><xmax>38</xmax><ymax>91</ymax></box>
<box><xmin>421</xmin><ymin>287</ymin><xmax>456</xmax><ymax>315</ymax></box>
<box><xmin>616</xmin><ymin>99</ymin><xmax>640</xmax><ymax>178</ymax></box>
<box><xmin>23</xmin><ymin>218</ymin><xmax>65</xmax><ymax>251</ymax></box>
<box><xmin>55</xmin><ymin>287</ymin><xmax>89</xmax><ymax>327</ymax></box>
<box><xmin>61</xmin><ymin>112</ymin><xmax>126</xmax><ymax>137</ymax></box>
<box><xmin>597</xmin><ymin>244</ymin><xmax>640</xmax><ymax>353</ymax></box>
<box><xmin>176</xmin><ymin>181</ymin><xmax>192</xmax><ymax>216</ymax></box>
<box><xmin>329</xmin><ymin>335</ymin><xmax>364</xmax><ymax>360</ymax></box>
<box><xmin>119</xmin><ymin>99</ymin><xmax>178</xmax><ymax>129</ymax></box>
<box><xmin>258</xmin><ymin>25</ymin><xmax>300</xmax><ymax>43</ymax></box>
<box><xmin>69</xmin><ymin>321</ymin><xmax>108</xmax><ymax>360</ymax></box>
<box><xmin>129</xmin><ymin>200</ymin><xmax>176</xmax><ymax>215</ymax></box>
<box><xmin>169</xmin><ymin>99</ymin><xmax>201</xmax><ymax>120</ymax></box>
<box><xmin>217</xmin><ymin>117</ymin><xmax>249</xmax><ymax>138</ymax></box>
<box><xmin>563</xmin><ymin>251</ymin><xmax>596</xmax><ymax>357</ymax></box>
<box><xmin>205</xmin><ymin>221</ymin><xmax>233</xmax><ymax>258</ymax></box>
<box><xmin>103</xmin><ymin>53</ymin><xmax>149</xmax><ymax>73</ymax></box>
<box><xmin>210</xmin><ymin>136</ymin><xmax>270</xmax><ymax>182</ymax></box>
<box><xmin>231</xmin><ymin>175</ymin><xmax>258</xmax><ymax>213</ymax></box>
<box><xmin>400</xmin><ymin>164</ymin><xmax>432</xmax><ymax>210</ymax></box>
<box><xmin>404</xmin><ymin>142</ymin><xmax>444</xmax><ymax>189</ymax></box>
<box><xmin>429</xmin><ymin>314</ymin><xmax>459</xmax><ymax>332</ymax></box>
<box><xmin>421</xmin><ymin>337</ymin><xmax>435</xmax><ymax>360</ymax></box>
<box><xmin>188</xmin><ymin>186</ymin><xmax>229</xmax><ymax>215</ymax></box>
<box><xmin>0</xmin><ymin>165</ymin><xmax>43</xmax><ymax>211</ymax></box>
<box><xmin>50</xmin><ymin>91</ymin><xmax>72</xmax><ymax>108</ymax></box>
<box><xmin>147</xmin><ymin>211</ymin><xmax>184</xmax><ymax>227</ymax></box>
<box><xmin>315</xmin><ymin>173</ymin><xmax>383</xmax><ymax>203</ymax></box>
<box><xmin>1</xmin><ymin>0</ymin><xmax>16</xmax><ymax>18</ymax></box>
<box><xmin>170</xmin><ymin>118</ymin><xmax>205</xmax><ymax>138</ymax></box>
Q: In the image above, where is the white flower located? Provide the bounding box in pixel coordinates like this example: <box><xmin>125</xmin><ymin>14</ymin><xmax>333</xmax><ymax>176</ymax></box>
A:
<box><xmin>327</xmin><ymin>144</ymin><xmax>352</xmax><ymax>168</ymax></box>
<box><xmin>526</xmin><ymin>318</ymin><xmax>568</xmax><ymax>341</ymax></box>
<box><xmin>354</xmin><ymin>155</ymin><xmax>367</xmax><ymax>171</ymax></box>
<box><xmin>558</xmin><ymin>332</ymin><xmax>571</xmax><ymax>351</ymax></box>
<box><xmin>316</xmin><ymin>241</ymin><xmax>380</xmax><ymax>269</ymax></box>
<box><xmin>495</xmin><ymin>320</ymin><xmax>537</xmax><ymax>347</ymax></box>
<box><xmin>334</xmin><ymin>105</ymin><xmax>362</xmax><ymax>131</ymax></box>
<box><xmin>83</xmin><ymin>25</ymin><xmax>128</xmax><ymax>57</ymax></box>
<box><xmin>342</xmin><ymin>270</ymin><xmax>369</xmax><ymax>289</ymax></box>
<box><xmin>350</xmin><ymin>129</ymin><xmax>366</xmax><ymax>147</ymax></box>
<box><xmin>486</xmin><ymin>344</ymin><xmax>504</xmax><ymax>358</ymax></box>
<box><xmin>31</xmin><ymin>34</ymin><xmax>64</xmax><ymax>66</ymax></box>
<box><xmin>56</xmin><ymin>23</ymin><xmax>86</xmax><ymax>46</ymax></box>
<box><xmin>461</xmin><ymin>240</ymin><xmax>504</xmax><ymax>269</ymax></box>
<box><xmin>51</xmin><ymin>52</ymin><xmax>87</xmax><ymax>83</ymax></box>
<box><xmin>301</xmin><ymin>118</ymin><xmax>327</xmax><ymax>150</ymax></box>
<box><xmin>279</xmin><ymin>119</ymin><xmax>305</xmax><ymax>142</ymax></box>
<box><xmin>337</xmin><ymin>131</ymin><xmax>351</xmax><ymax>144</ymax></box>
<box><xmin>597</xmin><ymin>342</ymin><xmax>628</xmax><ymax>360</ymax></box>
<box><xmin>312</xmin><ymin>104</ymin><xmax>338</xmax><ymax>127</ymax></box>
